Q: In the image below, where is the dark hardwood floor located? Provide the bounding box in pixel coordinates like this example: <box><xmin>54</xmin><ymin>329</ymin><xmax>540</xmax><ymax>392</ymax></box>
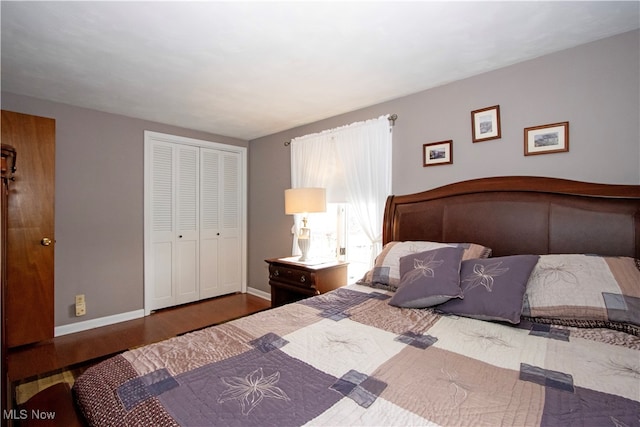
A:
<box><xmin>8</xmin><ymin>293</ymin><xmax>271</xmax><ymax>384</ymax></box>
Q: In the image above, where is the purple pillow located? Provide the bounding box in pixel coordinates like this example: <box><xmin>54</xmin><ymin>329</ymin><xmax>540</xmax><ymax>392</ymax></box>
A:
<box><xmin>388</xmin><ymin>247</ymin><xmax>465</xmax><ymax>308</ymax></box>
<box><xmin>437</xmin><ymin>255</ymin><xmax>539</xmax><ymax>324</ymax></box>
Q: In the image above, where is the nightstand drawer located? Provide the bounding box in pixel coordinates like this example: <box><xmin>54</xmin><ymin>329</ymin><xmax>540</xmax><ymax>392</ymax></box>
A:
<box><xmin>269</xmin><ymin>264</ymin><xmax>314</xmax><ymax>289</ymax></box>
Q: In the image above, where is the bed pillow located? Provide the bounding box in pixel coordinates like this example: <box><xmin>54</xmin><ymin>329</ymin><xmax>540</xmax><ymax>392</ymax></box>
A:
<box><xmin>521</xmin><ymin>254</ymin><xmax>640</xmax><ymax>330</ymax></box>
<box><xmin>389</xmin><ymin>246</ymin><xmax>465</xmax><ymax>308</ymax></box>
<box><xmin>437</xmin><ymin>255</ymin><xmax>540</xmax><ymax>324</ymax></box>
<box><xmin>357</xmin><ymin>241</ymin><xmax>492</xmax><ymax>291</ymax></box>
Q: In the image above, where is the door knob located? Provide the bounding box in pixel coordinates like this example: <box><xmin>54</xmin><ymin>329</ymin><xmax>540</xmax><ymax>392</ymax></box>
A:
<box><xmin>41</xmin><ymin>237</ymin><xmax>53</xmax><ymax>246</ymax></box>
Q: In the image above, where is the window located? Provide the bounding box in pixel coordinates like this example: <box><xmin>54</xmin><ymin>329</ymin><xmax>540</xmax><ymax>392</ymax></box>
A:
<box><xmin>290</xmin><ymin>115</ymin><xmax>392</xmax><ymax>282</ymax></box>
<box><xmin>307</xmin><ymin>204</ymin><xmax>372</xmax><ymax>283</ymax></box>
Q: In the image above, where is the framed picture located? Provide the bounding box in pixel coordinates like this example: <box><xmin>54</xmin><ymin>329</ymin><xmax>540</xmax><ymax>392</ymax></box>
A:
<box><xmin>423</xmin><ymin>140</ymin><xmax>453</xmax><ymax>167</ymax></box>
<box><xmin>471</xmin><ymin>105</ymin><xmax>501</xmax><ymax>142</ymax></box>
<box><xmin>524</xmin><ymin>121</ymin><xmax>569</xmax><ymax>156</ymax></box>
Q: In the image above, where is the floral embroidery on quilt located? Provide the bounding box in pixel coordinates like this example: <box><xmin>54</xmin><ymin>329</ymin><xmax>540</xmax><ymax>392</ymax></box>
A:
<box><xmin>321</xmin><ymin>331</ymin><xmax>366</xmax><ymax>354</ymax></box>
<box><xmin>599</xmin><ymin>358</ymin><xmax>640</xmax><ymax>380</ymax></box>
<box><xmin>217</xmin><ymin>367</ymin><xmax>290</xmax><ymax>416</ymax></box>
<box><xmin>439</xmin><ymin>368</ymin><xmax>470</xmax><ymax>406</ymax></box>
<box><xmin>462</xmin><ymin>329</ymin><xmax>514</xmax><ymax>348</ymax></box>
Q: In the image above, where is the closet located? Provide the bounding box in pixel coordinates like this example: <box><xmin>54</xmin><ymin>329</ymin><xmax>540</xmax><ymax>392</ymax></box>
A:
<box><xmin>144</xmin><ymin>132</ymin><xmax>246</xmax><ymax>314</ymax></box>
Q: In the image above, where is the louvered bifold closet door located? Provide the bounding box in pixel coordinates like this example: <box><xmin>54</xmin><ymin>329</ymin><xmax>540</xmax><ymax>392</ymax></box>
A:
<box><xmin>148</xmin><ymin>141</ymin><xmax>177</xmax><ymax>310</ymax></box>
<box><xmin>175</xmin><ymin>145</ymin><xmax>200</xmax><ymax>305</ymax></box>
<box><xmin>199</xmin><ymin>149</ymin><xmax>242</xmax><ymax>298</ymax></box>
<box><xmin>146</xmin><ymin>132</ymin><xmax>245</xmax><ymax>313</ymax></box>
<box><xmin>148</xmin><ymin>142</ymin><xmax>200</xmax><ymax>309</ymax></box>
<box><xmin>219</xmin><ymin>151</ymin><xmax>242</xmax><ymax>295</ymax></box>
<box><xmin>199</xmin><ymin>148</ymin><xmax>220</xmax><ymax>299</ymax></box>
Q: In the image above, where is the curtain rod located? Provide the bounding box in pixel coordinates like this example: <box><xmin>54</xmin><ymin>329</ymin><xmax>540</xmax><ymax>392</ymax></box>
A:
<box><xmin>284</xmin><ymin>113</ymin><xmax>397</xmax><ymax>146</ymax></box>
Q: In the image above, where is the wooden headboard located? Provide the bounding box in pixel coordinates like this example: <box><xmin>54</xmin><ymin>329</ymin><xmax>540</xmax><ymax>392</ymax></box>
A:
<box><xmin>383</xmin><ymin>176</ymin><xmax>640</xmax><ymax>259</ymax></box>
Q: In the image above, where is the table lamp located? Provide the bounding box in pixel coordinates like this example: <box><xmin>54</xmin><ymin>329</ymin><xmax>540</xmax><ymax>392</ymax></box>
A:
<box><xmin>285</xmin><ymin>187</ymin><xmax>326</xmax><ymax>261</ymax></box>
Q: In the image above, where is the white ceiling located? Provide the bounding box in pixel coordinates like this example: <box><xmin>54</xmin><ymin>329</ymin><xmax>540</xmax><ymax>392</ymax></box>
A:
<box><xmin>2</xmin><ymin>1</ymin><xmax>638</xmax><ymax>141</ymax></box>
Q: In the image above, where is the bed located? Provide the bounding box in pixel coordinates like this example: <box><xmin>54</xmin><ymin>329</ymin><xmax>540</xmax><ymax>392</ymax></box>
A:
<box><xmin>74</xmin><ymin>176</ymin><xmax>640</xmax><ymax>426</ymax></box>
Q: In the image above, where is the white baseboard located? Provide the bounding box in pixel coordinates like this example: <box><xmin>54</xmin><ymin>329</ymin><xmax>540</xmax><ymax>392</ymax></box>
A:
<box><xmin>55</xmin><ymin>290</ymin><xmax>270</xmax><ymax>336</ymax></box>
<box><xmin>246</xmin><ymin>286</ymin><xmax>270</xmax><ymax>301</ymax></box>
<box><xmin>54</xmin><ymin>309</ymin><xmax>145</xmax><ymax>337</ymax></box>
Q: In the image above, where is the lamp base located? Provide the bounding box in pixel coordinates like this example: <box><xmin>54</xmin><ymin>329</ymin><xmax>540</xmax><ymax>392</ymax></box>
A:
<box><xmin>297</xmin><ymin>227</ymin><xmax>311</xmax><ymax>261</ymax></box>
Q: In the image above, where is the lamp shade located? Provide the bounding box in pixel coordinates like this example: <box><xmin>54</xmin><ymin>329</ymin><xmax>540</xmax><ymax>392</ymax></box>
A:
<box><xmin>284</xmin><ymin>188</ymin><xmax>326</xmax><ymax>214</ymax></box>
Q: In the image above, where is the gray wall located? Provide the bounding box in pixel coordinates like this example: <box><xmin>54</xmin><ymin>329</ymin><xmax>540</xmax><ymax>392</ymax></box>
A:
<box><xmin>2</xmin><ymin>30</ymin><xmax>638</xmax><ymax>327</ymax></box>
<box><xmin>1</xmin><ymin>93</ymin><xmax>247</xmax><ymax>326</ymax></box>
<box><xmin>248</xmin><ymin>30</ymin><xmax>640</xmax><ymax>293</ymax></box>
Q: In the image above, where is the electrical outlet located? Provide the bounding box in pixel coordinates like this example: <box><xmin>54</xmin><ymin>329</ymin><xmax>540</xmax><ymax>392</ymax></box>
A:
<box><xmin>75</xmin><ymin>294</ymin><xmax>86</xmax><ymax>316</ymax></box>
<box><xmin>76</xmin><ymin>302</ymin><xmax>86</xmax><ymax>316</ymax></box>
<box><xmin>76</xmin><ymin>304</ymin><xmax>86</xmax><ymax>316</ymax></box>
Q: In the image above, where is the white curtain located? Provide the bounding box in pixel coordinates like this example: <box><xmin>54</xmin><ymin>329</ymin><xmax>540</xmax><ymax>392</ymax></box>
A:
<box><xmin>290</xmin><ymin>115</ymin><xmax>392</xmax><ymax>264</ymax></box>
<box><xmin>289</xmin><ymin>132</ymin><xmax>336</xmax><ymax>255</ymax></box>
<box><xmin>335</xmin><ymin>117</ymin><xmax>392</xmax><ymax>265</ymax></box>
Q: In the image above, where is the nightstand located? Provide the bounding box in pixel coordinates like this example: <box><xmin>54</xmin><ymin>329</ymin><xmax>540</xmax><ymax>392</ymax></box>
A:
<box><xmin>265</xmin><ymin>258</ymin><xmax>348</xmax><ymax>307</ymax></box>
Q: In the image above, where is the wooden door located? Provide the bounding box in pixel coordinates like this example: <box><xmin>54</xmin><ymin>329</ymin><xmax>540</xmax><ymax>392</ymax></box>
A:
<box><xmin>2</xmin><ymin>145</ymin><xmax>17</xmax><ymax>425</ymax></box>
<box><xmin>1</xmin><ymin>111</ymin><xmax>55</xmax><ymax>348</ymax></box>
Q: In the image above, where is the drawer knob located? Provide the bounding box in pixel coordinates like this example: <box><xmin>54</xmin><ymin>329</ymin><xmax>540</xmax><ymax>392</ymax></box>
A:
<box><xmin>273</xmin><ymin>269</ymin><xmax>279</xmax><ymax>276</ymax></box>
<box><xmin>300</xmin><ymin>275</ymin><xmax>306</xmax><ymax>283</ymax></box>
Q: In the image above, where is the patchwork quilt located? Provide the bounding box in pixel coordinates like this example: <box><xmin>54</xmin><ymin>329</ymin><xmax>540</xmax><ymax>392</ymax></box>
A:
<box><xmin>73</xmin><ymin>285</ymin><xmax>640</xmax><ymax>426</ymax></box>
